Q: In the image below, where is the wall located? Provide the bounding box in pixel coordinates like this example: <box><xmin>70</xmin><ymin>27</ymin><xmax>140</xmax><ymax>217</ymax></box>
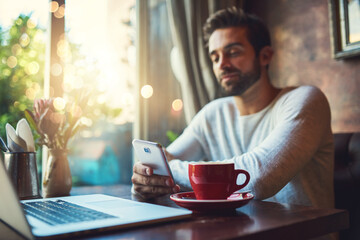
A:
<box><xmin>247</xmin><ymin>0</ymin><xmax>360</xmax><ymax>133</ymax></box>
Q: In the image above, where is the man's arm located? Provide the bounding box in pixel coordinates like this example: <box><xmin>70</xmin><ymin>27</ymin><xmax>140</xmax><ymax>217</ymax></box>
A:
<box><xmin>165</xmin><ymin>86</ymin><xmax>333</xmax><ymax>200</ymax></box>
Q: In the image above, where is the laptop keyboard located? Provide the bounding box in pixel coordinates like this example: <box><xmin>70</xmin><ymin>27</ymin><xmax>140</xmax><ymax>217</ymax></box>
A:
<box><xmin>22</xmin><ymin>200</ymin><xmax>117</xmax><ymax>226</ymax></box>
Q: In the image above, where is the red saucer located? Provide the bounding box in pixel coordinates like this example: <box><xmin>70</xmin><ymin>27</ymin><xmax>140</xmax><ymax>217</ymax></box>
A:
<box><xmin>170</xmin><ymin>191</ymin><xmax>254</xmax><ymax>212</ymax></box>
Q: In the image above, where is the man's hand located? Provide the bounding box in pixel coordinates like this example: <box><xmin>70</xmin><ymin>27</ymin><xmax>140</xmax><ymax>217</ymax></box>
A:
<box><xmin>163</xmin><ymin>148</ymin><xmax>175</xmax><ymax>161</ymax></box>
<box><xmin>131</xmin><ymin>162</ymin><xmax>180</xmax><ymax>199</ymax></box>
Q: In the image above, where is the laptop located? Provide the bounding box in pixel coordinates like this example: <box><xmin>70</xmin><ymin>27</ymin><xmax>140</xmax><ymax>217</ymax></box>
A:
<box><xmin>0</xmin><ymin>160</ymin><xmax>192</xmax><ymax>240</ymax></box>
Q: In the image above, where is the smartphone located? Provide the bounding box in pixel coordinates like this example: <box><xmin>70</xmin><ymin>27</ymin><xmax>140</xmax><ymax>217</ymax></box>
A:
<box><xmin>132</xmin><ymin>139</ymin><xmax>175</xmax><ymax>181</ymax></box>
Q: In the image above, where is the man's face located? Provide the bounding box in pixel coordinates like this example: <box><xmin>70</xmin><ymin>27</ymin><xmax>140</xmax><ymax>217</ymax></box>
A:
<box><xmin>208</xmin><ymin>27</ymin><xmax>261</xmax><ymax>96</ymax></box>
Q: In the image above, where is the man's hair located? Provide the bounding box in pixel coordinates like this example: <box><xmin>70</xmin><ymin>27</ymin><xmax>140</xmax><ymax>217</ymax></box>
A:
<box><xmin>203</xmin><ymin>7</ymin><xmax>271</xmax><ymax>56</ymax></box>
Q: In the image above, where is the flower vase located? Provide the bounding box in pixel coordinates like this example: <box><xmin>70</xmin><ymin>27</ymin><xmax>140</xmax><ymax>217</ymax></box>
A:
<box><xmin>42</xmin><ymin>149</ymin><xmax>72</xmax><ymax>198</ymax></box>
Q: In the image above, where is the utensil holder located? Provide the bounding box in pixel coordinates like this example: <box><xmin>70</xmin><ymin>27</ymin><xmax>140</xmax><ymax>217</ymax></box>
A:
<box><xmin>4</xmin><ymin>152</ymin><xmax>41</xmax><ymax>200</ymax></box>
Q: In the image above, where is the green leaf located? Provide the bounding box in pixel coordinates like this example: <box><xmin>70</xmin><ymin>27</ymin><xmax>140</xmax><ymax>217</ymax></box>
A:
<box><xmin>24</xmin><ymin>109</ymin><xmax>39</xmax><ymax>132</ymax></box>
<box><xmin>166</xmin><ymin>130</ymin><xmax>179</xmax><ymax>143</ymax></box>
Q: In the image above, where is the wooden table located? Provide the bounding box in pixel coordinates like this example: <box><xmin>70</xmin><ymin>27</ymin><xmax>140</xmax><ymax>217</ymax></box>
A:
<box><xmin>70</xmin><ymin>184</ymin><xmax>349</xmax><ymax>240</ymax></box>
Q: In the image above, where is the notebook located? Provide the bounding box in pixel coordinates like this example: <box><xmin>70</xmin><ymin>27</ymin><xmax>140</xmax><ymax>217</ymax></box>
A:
<box><xmin>0</xmin><ymin>160</ymin><xmax>192</xmax><ymax>240</ymax></box>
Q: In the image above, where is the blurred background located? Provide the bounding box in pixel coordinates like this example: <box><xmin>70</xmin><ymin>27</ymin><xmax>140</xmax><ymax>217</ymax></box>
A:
<box><xmin>0</xmin><ymin>0</ymin><xmax>186</xmax><ymax>186</ymax></box>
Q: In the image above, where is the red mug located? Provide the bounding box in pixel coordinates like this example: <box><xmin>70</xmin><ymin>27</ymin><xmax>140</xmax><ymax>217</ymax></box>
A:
<box><xmin>188</xmin><ymin>162</ymin><xmax>250</xmax><ymax>200</ymax></box>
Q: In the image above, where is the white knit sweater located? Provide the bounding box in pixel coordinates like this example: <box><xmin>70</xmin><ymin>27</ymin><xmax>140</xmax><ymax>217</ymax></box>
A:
<box><xmin>167</xmin><ymin>85</ymin><xmax>334</xmax><ymax>209</ymax></box>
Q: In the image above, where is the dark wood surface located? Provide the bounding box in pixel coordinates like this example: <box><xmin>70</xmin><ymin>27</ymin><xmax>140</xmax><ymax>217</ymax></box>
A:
<box><xmin>70</xmin><ymin>184</ymin><xmax>349</xmax><ymax>240</ymax></box>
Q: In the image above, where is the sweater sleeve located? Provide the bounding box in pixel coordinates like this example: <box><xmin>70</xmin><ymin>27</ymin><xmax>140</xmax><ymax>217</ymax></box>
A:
<box><xmin>167</xmin><ymin>126</ymin><xmax>206</xmax><ymax>190</ymax></box>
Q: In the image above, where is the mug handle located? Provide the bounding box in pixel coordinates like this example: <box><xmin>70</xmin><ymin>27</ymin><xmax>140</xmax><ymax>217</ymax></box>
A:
<box><xmin>232</xmin><ymin>169</ymin><xmax>250</xmax><ymax>192</ymax></box>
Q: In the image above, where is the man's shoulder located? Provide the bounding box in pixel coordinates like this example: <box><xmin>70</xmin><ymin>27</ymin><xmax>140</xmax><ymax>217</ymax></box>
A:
<box><xmin>275</xmin><ymin>85</ymin><xmax>330</xmax><ymax>115</ymax></box>
<box><xmin>279</xmin><ymin>85</ymin><xmax>327</xmax><ymax>103</ymax></box>
<box><xmin>282</xmin><ymin>85</ymin><xmax>323</xmax><ymax>95</ymax></box>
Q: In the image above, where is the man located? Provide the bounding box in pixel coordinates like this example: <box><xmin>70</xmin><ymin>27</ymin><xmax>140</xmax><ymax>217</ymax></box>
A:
<box><xmin>131</xmin><ymin>7</ymin><xmax>334</xmax><ymax>209</ymax></box>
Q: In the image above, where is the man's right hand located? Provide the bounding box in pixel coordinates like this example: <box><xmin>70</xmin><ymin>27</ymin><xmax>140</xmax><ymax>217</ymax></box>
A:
<box><xmin>131</xmin><ymin>162</ymin><xmax>180</xmax><ymax>199</ymax></box>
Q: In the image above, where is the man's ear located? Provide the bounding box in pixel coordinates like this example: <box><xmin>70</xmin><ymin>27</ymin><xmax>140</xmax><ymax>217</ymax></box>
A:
<box><xmin>259</xmin><ymin>46</ymin><xmax>273</xmax><ymax>67</ymax></box>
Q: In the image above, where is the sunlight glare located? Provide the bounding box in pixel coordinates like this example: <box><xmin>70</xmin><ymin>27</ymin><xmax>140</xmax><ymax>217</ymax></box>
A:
<box><xmin>63</xmin><ymin>81</ymin><xmax>74</xmax><ymax>92</ymax></box>
<box><xmin>121</xmin><ymin>92</ymin><xmax>134</xmax><ymax>106</ymax></box>
<box><xmin>73</xmin><ymin>77</ymin><xmax>84</xmax><ymax>89</ymax></box>
<box><xmin>97</xmin><ymin>94</ymin><xmax>107</xmax><ymax>104</ymax></box>
<box><xmin>34</xmin><ymin>29</ymin><xmax>45</xmax><ymax>43</ymax></box>
<box><xmin>127</xmin><ymin>45</ymin><xmax>136</xmax><ymax>67</ymax></box>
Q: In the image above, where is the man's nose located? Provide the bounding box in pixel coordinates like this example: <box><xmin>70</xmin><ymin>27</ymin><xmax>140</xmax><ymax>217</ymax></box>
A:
<box><xmin>218</xmin><ymin>56</ymin><xmax>231</xmax><ymax>69</ymax></box>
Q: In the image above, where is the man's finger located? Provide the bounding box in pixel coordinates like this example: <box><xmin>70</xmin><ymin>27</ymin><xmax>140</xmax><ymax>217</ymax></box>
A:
<box><xmin>133</xmin><ymin>183</ymin><xmax>180</xmax><ymax>199</ymax></box>
<box><xmin>133</xmin><ymin>162</ymin><xmax>153</xmax><ymax>176</ymax></box>
<box><xmin>132</xmin><ymin>172</ymin><xmax>173</xmax><ymax>187</ymax></box>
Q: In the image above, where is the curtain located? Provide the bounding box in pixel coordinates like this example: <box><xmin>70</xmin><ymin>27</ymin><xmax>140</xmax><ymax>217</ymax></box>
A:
<box><xmin>166</xmin><ymin>0</ymin><xmax>244</xmax><ymax>124</ymax></box>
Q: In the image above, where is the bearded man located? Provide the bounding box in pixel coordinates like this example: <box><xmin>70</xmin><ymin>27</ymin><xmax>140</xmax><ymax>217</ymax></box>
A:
<box><xmin>131</xmin><ymin>7</ymin><xmax>334</xmax><ymax>212</ymax></box>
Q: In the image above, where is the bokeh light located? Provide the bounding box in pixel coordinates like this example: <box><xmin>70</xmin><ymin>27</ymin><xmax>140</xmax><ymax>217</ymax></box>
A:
<box><xmin>26</xmin><ymin>88</ymin><xmax>36</xmax><ymax>100</ymax></box>
<box><xmin>11</xmin><ymin>44</ymin><xmax>22</xmax><ymax>55</ymax></box>
<box><xmin>25</xmin><ymin>61</ymin><xmax>40</xmax><ymax>75</ymax></box>
<box><xmin>19</xmin><ymin>33</ymin><xmax>30</xmax><ymax>47</ymax></box>
<box><xmin>51</xmin><ymin>63</ymin><xmax>62</xmax><ymax>76</ymax></box>
<box><xmin>15</xmin><ymin>18</ymin><xmax>23</xmax><ymax>26</ymax></box>
<box><xmin>53</xmin><ymin>97</ymin><xmax>66</xmax><ymax>111</ymax></box>
<box><xmin>26</xmin><ymin>18</ymin><xmax>37</xmax><ymax>29</ymax></box>
<box><xmin>80</xmin><ymin>117</ymin><xmax>92</xmax><ymax>126</ymax></box>
<box><xmin>172</xmin><ymin>99</ymin><xmax>183</xmax><ymax>112</ymax></box>
<box><xmin>7</xmin><ymin>56</ymin><xmax>17</xmax><ymax>68</ymax></box>
<box><xmin>54</xmin><ymin>4</ymin><xmax>65</xmax><ymax>18</ymax></box>
<box><xmin>141</xmin><ymin>85</ymin><xmax>153</xmax><ymax>99</ymax></box>
<box><xmin>57</xmin><ymin>39</ymin><xmax>72</xmax><ymax>61</ymax></box>
<box><xmin>2</xmin><ymin>69</ymin><xmax>11</xmax><ymax>76</ymax></box>
<box><xmin>49</xmin><ymin>1</ymin><xmax>59</xmax><ymax>12</ymax></box>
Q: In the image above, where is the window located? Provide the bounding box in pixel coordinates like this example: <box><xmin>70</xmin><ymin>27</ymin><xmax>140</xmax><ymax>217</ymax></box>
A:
<box><xmin>64</xmin><ymin>0</ymin><xmax>136</xmax><ymax>185</ymax></box>
<box><xmin>0</xmin><ymin>0</ymin><xmax>48</xmax><ymax>142</ymax></box>
<box><xmin>0</xmin><ymin>0</ymin><xmax>136</xmax><ymax>186</ymax></box>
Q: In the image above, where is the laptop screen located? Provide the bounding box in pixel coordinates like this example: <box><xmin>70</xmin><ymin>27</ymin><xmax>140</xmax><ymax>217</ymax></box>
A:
<box><xmin>0</xmin><ymin>159</ymin><xmax>34</xmax><ymax>240</ymax></box>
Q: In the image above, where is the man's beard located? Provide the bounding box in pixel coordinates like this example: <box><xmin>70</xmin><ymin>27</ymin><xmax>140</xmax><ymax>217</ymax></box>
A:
<box><xmin>218</xmin><ymin>59</ymin><xmax>261</xmax><ymax>97</ymax></box>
